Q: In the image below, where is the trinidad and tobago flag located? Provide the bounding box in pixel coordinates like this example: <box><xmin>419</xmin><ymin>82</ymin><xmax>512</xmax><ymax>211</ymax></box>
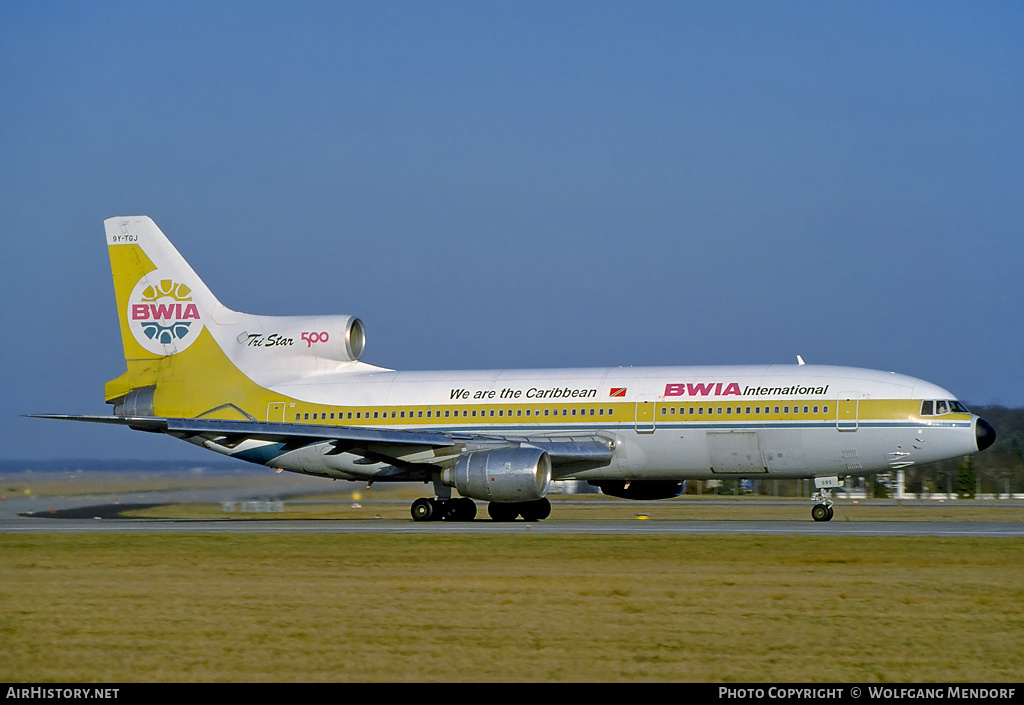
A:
<box><xmin>609</xmin><ymin>387</ymin><xmax>627</xmax><ymax>398</ymax></box>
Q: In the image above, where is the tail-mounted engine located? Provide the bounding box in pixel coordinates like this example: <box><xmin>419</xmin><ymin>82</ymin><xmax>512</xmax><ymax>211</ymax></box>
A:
<box><xmin>233</xmin><ymin>315</ymin><xmax>365</xmax><ymax>361</ymax></box>
<box><xmin>442</xmin><ymin>447</ymin><xmax>552</xmax><ymax>503</ymax></box>
<box><xmin>220</xmin><ymin>314</ymin><xmax>368</xmax><ymax>381</ymax></box>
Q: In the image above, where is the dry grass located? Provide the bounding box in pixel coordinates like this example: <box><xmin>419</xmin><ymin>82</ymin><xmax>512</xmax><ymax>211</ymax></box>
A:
<box><xmin>1</xmin><ymin>533</ymin><xmax>1021</xmax><ymax>682</ymax></box>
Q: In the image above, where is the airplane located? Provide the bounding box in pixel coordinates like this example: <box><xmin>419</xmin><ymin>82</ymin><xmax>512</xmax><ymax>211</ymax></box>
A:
<box><xmin>34</xmin><ymin>216</ymin><xmax>996</xmax><ymax>522</ymax></box>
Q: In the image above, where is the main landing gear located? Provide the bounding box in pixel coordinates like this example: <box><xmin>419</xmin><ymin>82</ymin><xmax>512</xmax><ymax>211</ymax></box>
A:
<box><xmin>409</xmin><ymin>496</ymin><xmax>552</xmax><ymax>522</ymax></box>
<box><xmin>410</xmin><ymin>496</ymin><xmax>477</xmax><ymax>522</ymax></box>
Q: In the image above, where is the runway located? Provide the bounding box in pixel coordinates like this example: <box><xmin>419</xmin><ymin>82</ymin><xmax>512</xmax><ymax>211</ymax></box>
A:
<box><xmin>2</xmin><ymin>484</ymin><xmax>1021</xmax><ymax>537</ymax></box>
<box><xmin>6</xmin><ymin>517</ymin><xmax>1022</xmax><ymax>537</ymax></box>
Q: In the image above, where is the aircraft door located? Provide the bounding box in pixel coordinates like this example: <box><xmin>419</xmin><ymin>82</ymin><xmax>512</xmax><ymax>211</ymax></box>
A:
<box><xmin>634</xmin><ymin>396</ymin><xmax>656</xmax><ymax>434</ymax></box>
<box><xmin>267</xmin><ymin>402</ymin><xmax>286</xmax><ymax>422</ymax></box>
<box><xmin>836</xmin><ymin>394</ymin><xmax>859</xmax><ymax>431</ymax></box>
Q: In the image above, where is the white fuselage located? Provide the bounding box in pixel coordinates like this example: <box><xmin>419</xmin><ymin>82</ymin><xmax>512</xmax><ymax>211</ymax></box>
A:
<box><xmin>222</xmin><ymin>362</ymin><xmax>979</xmax><ymax>483</ymax></box>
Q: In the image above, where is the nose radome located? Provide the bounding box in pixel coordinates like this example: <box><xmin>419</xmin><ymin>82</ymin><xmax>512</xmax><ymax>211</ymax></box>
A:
<box><xmin>975</xmin><ymin>417</ymin><xmax>996</xmax><ymax>452</ymax></box>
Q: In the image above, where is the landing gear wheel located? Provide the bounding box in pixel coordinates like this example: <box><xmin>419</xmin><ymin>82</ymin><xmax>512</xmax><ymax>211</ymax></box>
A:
<box><xmin>445</xmin><ymin>497</ymin><xmax>477</xmax><ymax>522</ymax></box>
<box><xmin>811</xmin><ymin>504</ymin><xmax>832</xmax><ymax>522</ymax></box>
<box><xmin>519</xmin><ymin>497</ymin><xmax>551</xmax><ymax>522</ymax></box>
<box><xmin>826</xmin><ymin>506</ymin><xmax>834</xmax><ymax>521</ymax></box>
<box><xmin>488</xmin><ymin>502</ymin><xmax>520</xmax><ymax>522</ymax></box>
<box><xmin>411</xmin><ymin>497</ymin><xmax>437</xmax><ymax>522</ymax></box>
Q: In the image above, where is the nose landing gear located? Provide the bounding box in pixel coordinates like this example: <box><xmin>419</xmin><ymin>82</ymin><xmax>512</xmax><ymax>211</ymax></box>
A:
<box><xmin>811</xmin><ymin>502</ymin><xmax>834</xmax><ymax>522</ymax></box>
<box><xmin>810</xmin><ymin>476</ymin><xmax>840</xmax><ymax>522</ymax></box>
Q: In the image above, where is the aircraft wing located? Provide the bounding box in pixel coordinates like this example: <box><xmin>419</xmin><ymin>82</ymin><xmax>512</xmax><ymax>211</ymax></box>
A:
<box><xmin>28</xmin><ymin>415</ymin><xmax>613</xmax><ymax>467</ymax></box>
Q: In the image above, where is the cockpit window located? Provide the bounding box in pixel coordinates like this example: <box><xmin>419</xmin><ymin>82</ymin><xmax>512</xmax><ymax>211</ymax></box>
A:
<box><xmin>921</xmin><ymin>399</ymin><xmax>970</xmax><ymax>416</ymax></box>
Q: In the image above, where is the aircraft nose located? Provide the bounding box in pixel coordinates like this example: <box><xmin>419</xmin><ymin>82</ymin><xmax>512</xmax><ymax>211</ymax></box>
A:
<box><xmin>975</xmin><ymin>417</ymin><xmax>996</xmax><ymax>452</ymax></box>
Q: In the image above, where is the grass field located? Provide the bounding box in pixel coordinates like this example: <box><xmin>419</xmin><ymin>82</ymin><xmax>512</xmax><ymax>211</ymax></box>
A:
<box><xmin>3</xmin><ymin>471</ymin><xmax>1022</xmax><ymax>682</ymax></box>
<box><xmin>2</xmin><ymin>532</ymin><xmax>1022</xmax><ymax>682</ymax></box>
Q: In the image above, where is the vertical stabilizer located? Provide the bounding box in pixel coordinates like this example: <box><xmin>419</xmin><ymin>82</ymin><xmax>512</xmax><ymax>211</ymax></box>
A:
<box><xmin>102</xmin><ymin>216</ymin><xmax>374</xmax><ymax>419</ymax></box>
<box><xmin>104</xmin><ymin>216</ymin><xmax>230</xmax><ymax>408</ymax></box>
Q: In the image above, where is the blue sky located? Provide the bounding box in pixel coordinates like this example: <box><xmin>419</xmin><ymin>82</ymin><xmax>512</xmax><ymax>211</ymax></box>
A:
<box><xmin>2</xmin><ymin>1</ymin><xmax>1022</xmax><ymax>460</ymax></box>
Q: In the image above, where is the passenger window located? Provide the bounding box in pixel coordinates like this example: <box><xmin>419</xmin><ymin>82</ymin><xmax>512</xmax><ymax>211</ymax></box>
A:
<box><xmin>295</xmin><ymin>413</ymin><xmax>301</xmax><ymax>420</ymax></box>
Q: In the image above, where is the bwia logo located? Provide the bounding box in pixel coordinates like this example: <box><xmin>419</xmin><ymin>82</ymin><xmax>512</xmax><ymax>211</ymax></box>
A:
<box><xmin>127</xmin><ymin>275</ymin><xmax>202</xmax><ymax>354</ymax></box>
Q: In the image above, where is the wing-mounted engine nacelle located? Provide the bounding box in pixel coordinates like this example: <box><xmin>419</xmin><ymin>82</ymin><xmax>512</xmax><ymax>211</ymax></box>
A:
<box><xmin>230</xmin><ymin>314</ymin><xmax>366</xmax><ymax>363</ymax></box>
<box><xmin>590</xmin><ymin>480</ymin><xmax>684</xmax><ymax>500</ymax></box>
<box><xmin>442</xmin><ymin>447</ymin><xmax>552</xmax><ymax>503</ymax></box>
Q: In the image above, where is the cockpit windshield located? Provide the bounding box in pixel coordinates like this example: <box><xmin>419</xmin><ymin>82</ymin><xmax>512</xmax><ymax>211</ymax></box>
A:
<box><xmin>920</xmin><ymin>399</ymin><xmax>971</xmax><ymax>416</ymax></box>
